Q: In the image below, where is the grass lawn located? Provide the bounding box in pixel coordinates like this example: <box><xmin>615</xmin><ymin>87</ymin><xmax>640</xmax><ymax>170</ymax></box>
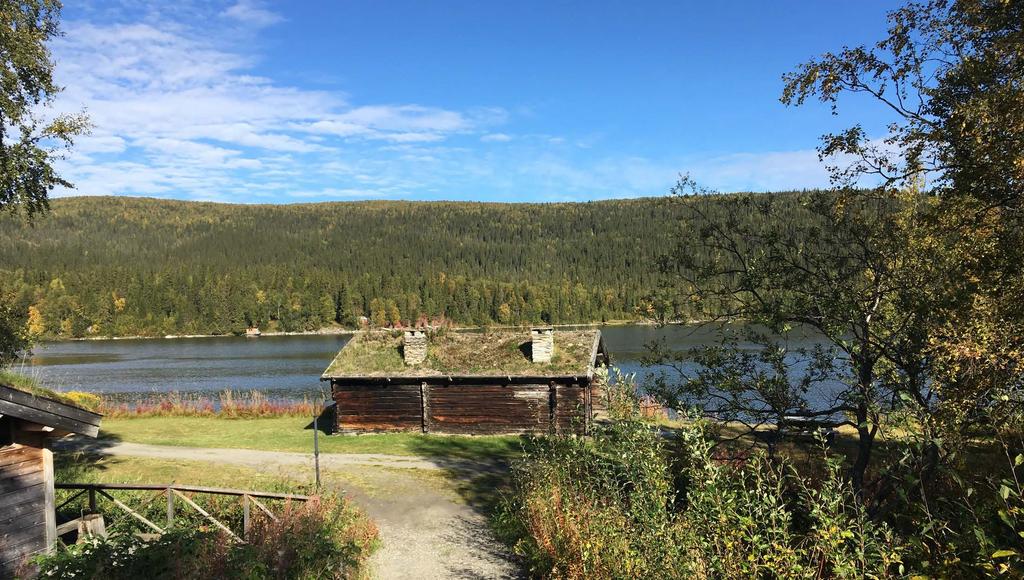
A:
<box><xmin>101</xmin><ymin>416</ymin><xmax>527</xmax><ymax>462</ymax></box>
<box><xmin>57</xmin><ymin>452</ymin><xmax>310</xmax><ymax>492</ymax></box>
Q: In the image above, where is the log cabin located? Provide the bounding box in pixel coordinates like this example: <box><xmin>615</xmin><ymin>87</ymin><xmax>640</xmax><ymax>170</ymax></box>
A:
<box><xmin>0</xmin><ymin>383</ymin><xmax>102</xmax><ymax>576</ymax></box>
<box><xmin>321</xmin><ymin>327</ymin><xmax>609</xmax><ymax>435</ymax></box>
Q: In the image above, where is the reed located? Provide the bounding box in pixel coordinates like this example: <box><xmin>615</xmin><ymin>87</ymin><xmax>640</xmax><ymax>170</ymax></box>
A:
<box><xmin>99</xmin><ymin>390</ymin><xmax>321</xmax><ymax>419</ymax></box>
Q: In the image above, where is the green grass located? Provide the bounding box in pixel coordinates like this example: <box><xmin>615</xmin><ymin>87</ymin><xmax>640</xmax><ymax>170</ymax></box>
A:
<box><xmin>0</xmin><ymin>369</ymin><xmax>94</xmax><ymax>408</ymax></box>
<box><xmin>56</xmin><ymin>452</ymin><xmax>310</xmax><ymax>491</ymax></box>
<box><xmin>101</xmin><ymin>416</ymin><xmax>527</xmax><ymax>462</ymax></box>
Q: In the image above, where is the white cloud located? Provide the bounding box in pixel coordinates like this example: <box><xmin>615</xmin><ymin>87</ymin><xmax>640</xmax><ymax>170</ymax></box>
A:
<box><xmin>691</xmin><ymin>149</ymin><xmax>830</xmax><ymax>192</ymax></box>
<box><xmin>49</xmin><ymin>7</ymin><xmax>505</xmax><ymax>201</ymax></box>
<box><xmin>222</xmin><ymin>0</ymin><xmax>282</xmax><ymax>28</ymax></box>
<box><xmin>481</xmin><ymin>133</ymin><xmax>512</xmax><ymax>142</ymax></box>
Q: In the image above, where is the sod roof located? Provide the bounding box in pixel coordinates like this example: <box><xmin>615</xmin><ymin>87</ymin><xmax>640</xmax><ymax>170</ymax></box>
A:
<box><xmin>321</xmin><ymin>328</ymin><xmax>602</xmax><ymax>379</ymax></box>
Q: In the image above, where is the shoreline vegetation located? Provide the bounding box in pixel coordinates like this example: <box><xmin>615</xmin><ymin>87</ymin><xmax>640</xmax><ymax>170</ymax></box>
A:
<box><xmin>48</xmin><ymin>318</ymin><xmax>701</xmax><ymax>343</ymax></box>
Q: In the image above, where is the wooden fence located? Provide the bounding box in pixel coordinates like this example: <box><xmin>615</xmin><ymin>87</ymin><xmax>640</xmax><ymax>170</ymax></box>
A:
<box><xmin>55</xmin><ymin>483</ymin><xmax>310</xmax><ymax>542</ymax></box>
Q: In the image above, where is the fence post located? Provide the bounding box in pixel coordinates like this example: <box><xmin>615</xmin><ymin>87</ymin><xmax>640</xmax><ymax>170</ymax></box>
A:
<box><xmin>166</xmin><ymin>486</ymin><xmax>174</xmax><ymax>528</ymax></box>
<box><xmin>243</xmin><ymin>495</ymin><xmax>250</xmax><ymax>541</ymax></box>
<box><xmin>313</xmin><ymin>414</ymin><xmax>321</xmax><ymax>489</ymax></box>
<box><xmin>88</xmin><ymin>488</ymin><xmax>96</xmax><ymax>513</ymax></box>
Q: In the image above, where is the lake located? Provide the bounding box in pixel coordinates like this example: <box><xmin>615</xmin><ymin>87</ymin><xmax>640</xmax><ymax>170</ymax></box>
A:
<box><xmin>16</xmin><ymin>324</ymin><xmax>833</xmax><ymax>404</ymax></box>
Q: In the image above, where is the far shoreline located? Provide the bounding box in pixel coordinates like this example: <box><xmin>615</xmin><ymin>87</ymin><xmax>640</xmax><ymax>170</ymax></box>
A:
<box><xmin>40</xmin><ymin>319</ymin><xmax>707</xmax><ymax>344</ymax></box>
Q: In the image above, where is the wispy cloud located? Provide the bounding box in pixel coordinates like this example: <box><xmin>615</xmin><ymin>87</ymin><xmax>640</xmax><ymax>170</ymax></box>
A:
<box><xmin>480</xmin><ymin>133</ymin><xmax>512</xmax><ymax>143</ymax></box>
<box><xmin>51</xmin><ymin>5</ymin><xmax>504</xmax><ymax>200</ymax></box>
<box><xmin>221</xmin><ymin>0</ymin><xmax>282</xmax><ymax>28</ymax></box>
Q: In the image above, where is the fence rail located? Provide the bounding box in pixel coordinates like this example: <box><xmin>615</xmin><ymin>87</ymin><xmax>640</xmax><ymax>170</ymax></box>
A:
<box><xmin>55</xmin><ymin>483</ymin><xmax>310</xmax><ymax>542</ymax></box>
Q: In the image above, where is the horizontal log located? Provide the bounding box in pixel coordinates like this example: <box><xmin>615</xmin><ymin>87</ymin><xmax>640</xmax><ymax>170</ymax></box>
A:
<box><xmin>337</xmin><ymin>406</ymin><xmax>421</xmax><ymax>412</ymax></box>
<box><xmin>430</xmin><ymin>387</ymin><xmax>549</xmax><ymax>395</ymax></box>
<box><xmin>340</xmin><ymin>418</ymin><xmax>420</xmax><ymax>425</ymax></box>
<box><xmin>0</xmin><ymin>399</ymin><xmax>99</xmax><ymax>438</ymax></box>
<box><xmin>335</xmin><ymin>393</ymin><xmax>419</xmax><ymax>401</ymax></box>
<box><xmin>55</xmin><ymin>483</ymin><xmax>309</xmax><ymax>501</ymax></box>
<box><xmin>1</xmin><ymin>518</ymin><xmax>47</xmax><ymax>548</ymax></box>
<box><xmin>431</xmin><ymin>416</ymin><xmax>545</xmax><ymax>425</ymax></box>
<box><xmin>333</xmin><ymin>393</ymin><xmax>417</xmax><ymax>401</ymax></box>
<box><xmin>335</xmin><ymin>390</ymin><xmax>421</xmax><ymax>395</ymax></box>
<box><xmin>431</xmin><ymin>426</ymin><xmax>541</xmax><ymax>435</ymax></box>
<box><xmin>0</xmin><ymin>483</ymin><xmax>44</xmax><ymax>510</ymax></box>
<box><xmin>337</xmin><ymin>409</ymin><xmax>422</xmax><ymax>417</ymax></box>
<box><xmin>338</xmin><ymin>424</ymin><xmax>416</xmax><ymax>432</ymax></box>
<box><xmin>0</xmin><ymin>507</ymin><xmax>46</xmax><ymax>533</ymax></box>
<box><xmin>0</xmin><ymin>384</ymin><xmax>102</xmax><ymax>425</ymax></box>
<box><xmin>0</xmin><ymin>497</ymin><xmax>44</xmax><ymax>523</ymax></box>
<box><xmin>337</xmin><ymin>408</ymin><xmax>421</xmax><ymax>415</ymax></box>
<box><xmin>0</xmin><ymin>470</ymin><xmax>43</xmax><ymax>494</ymax></box>
<box><xmin>429</xmin><ymin>402</ymin><xmax>548</xmax><ymax>409</ymax></box>
<box><xmin>0</xmin><ymin>535</ymin><xmax>46</xmax><ymax>571</ymax></box>
<box><xmin>0</xmin><ymin>446</ymin><xmax>40</xmax><ymax>468</ymax></box>
<box><xmin>0</xmin><ymin>458</ymin><xmax>42</xmax><ymax>480</ymax></box>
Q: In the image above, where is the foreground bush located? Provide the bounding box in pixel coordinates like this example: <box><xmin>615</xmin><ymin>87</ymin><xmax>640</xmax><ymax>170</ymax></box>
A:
<box><xmin>498</xmin><ymin>412</ymin><xmax>905</xmax><ymax>579</ymax></box>
<box><xmin>33</xmin><ymin>495</ymin><xmax>378</xmax><ymax>579</ymax></box>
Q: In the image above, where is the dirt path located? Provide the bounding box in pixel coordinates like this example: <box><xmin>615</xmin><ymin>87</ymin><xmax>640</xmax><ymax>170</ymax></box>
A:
<box><xmin>62</xmin><ymin>441</ymin><xmax>522</xmax><ymax>579</ymax></box>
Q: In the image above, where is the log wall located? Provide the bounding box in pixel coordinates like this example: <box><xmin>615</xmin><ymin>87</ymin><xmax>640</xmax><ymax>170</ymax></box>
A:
<box><xmin>332</xmin><ymin>380</ymin><xmax>592</xmax><ymax>435</ymax></box>
<box><xmin>0</xmin><ymin>421</ymin><xmax>54</xmax><ymax>577</ymax></box>
<box><xmin>334</xmin><ymin>385</ymin><xmax>422</xmax><ymax>432</ymax></box>
<box><xmin>553</xmin><ymin>384</ymin><xmax>589</xmax><ymax>434</ymax></box>
<box><xmin>428</xmin><ymin>384</ymin><xmax>551</xmax><ymax>434</ymax></box>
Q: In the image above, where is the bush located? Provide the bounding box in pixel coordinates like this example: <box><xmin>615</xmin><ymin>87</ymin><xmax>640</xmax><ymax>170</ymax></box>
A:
<box><xmin>33</xmin><ymin>495</ymin><xmax>378</xmax><ymax>579</ymax></box>
<box><xmin>497</xmin><ymin>419</ymin><xmax>688</xmax><ymax>578</ymax></box>
<box><xmin>498</xmin><ymin>376</ymin><xmax>905</xmax><ymax>579</ymax></box>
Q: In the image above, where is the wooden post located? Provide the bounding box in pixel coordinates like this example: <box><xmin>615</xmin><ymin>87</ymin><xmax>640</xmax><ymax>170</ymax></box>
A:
<box><xmin>549</xmin><ymin>382</ymin><xmax>557</xmax><ymax>434</ymax></box>
<box><xmin>584</xmin><ymin>381</ymin><xmax>592</xmax><ymax>436</ymax></box>
<box><xmin>242</xmin><ymin>495</ymin><xmax>250</xmax><ymax>541</ymax></box>
<box><xmin>166</xmin><ymin>487</ymin><xmax>174</xmax><ymax>528</ymax></box>
<box><xmin>313</xmin><ymin>415</ymin><xmax>320</xmax><ymax>489</ymax></box>
<box><xmin>420</xmin><ymin>382</ymin><xmax>429</xmax><ymax>433</ymax></box>
<box><xmin>42</xmin><ymin>440</ymin><xmax>56</xmax><ymax>553</ymax></box>
<box><xmin>88</xmin><ymin>488</ymin><xmax>97</xmax><ymax>513</ymax></box>
<box><xmin>76</xmin><ymin>514</ymin><xmax>107</xmax><ymax>542</ymax></box>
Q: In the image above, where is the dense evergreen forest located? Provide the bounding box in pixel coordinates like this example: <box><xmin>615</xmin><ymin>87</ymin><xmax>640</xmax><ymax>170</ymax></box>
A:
<box><xmin>0</xmin><ymin>194</ymin><xmax>798</xmax><ymax>338</ymax></box>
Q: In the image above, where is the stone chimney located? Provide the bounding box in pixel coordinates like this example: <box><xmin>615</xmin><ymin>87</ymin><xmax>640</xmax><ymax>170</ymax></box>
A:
<box><xmin>531</xmin><ymin>326</ymin><xmax>554</xmax><ymax>363</ymax></box>
<box><xmin>403</xmin><ymin>330</ymin><xmax>427</xmax><ymax>365</ymax></box>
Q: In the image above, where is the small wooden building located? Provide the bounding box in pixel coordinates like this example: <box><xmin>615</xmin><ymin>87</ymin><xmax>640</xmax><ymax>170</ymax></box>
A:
<box><xmin>0</xmin><ymin>384</ymin><xmax>102</xmax><ymax>576</ymax></box>
<box><xmin>321</xmin><ymin>327</ymin><xmax>609</xmax><ymax>435</ymax></box>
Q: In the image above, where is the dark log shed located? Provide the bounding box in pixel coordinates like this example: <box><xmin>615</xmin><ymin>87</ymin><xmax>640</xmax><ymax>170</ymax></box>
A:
<box><xmin>321</xmin><ymin>328</ymin><xmax>610</xmax><ymax>435</ymax></box>
<box><xmin>0</xmin><ymin>384</ymin><xmax>102</xmax><ymax>576</ymax></box>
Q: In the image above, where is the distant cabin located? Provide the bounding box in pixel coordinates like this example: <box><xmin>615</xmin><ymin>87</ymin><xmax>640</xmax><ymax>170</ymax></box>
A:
<box><xmin>321</xmin><ymin>327</ymin><xmax>610</xmax><ymax>435</ymax></box>
<box><xmin>0</xmin><ymin>384</ymin><xmax>102</xmax><ymax>576</ymax></box>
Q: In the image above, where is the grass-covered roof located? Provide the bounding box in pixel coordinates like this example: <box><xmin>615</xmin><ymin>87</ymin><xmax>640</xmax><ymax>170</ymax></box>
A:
<box><xmin>322</xmin><ymin>328</ymin><xmax>602</xmax><ymax>379</ymax></box>
<box><xmin>0</xmin><ymin>369</ymin><xmax>90</xmax><ymax>409</ymax></box>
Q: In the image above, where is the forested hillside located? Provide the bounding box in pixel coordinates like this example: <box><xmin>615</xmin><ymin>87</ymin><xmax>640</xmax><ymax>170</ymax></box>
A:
<box><xmin>0</xmin><ymin>194</ymin><xmax>806</xmax><ymax>338</ymax></box>
<box><xmin>0</xmin><ymin>196</ymin><xmax>679</xmax><ymax>337</ymax></box>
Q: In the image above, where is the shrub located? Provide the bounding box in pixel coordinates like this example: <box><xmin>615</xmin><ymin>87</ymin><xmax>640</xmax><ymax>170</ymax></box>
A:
<box><xmin>497</xmin><ymin>419</ymin><xmax>688</xmax><ymax>578</ymax></box>
<box><xmin>498</xmin><ymin>374</ymin><xmax>905</xmax><ymax>579</ymax></box>
<box><xmin>33</xmin><ymin>495</ymin><xmax>378</xmax><ymax>579</ymax></box>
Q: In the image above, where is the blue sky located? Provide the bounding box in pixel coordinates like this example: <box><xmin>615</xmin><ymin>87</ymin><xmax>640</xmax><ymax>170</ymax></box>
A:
<box><xmin>53</xmin><ymin>1</ymin><xmax>902</xmax><ymax>203</ymax></box>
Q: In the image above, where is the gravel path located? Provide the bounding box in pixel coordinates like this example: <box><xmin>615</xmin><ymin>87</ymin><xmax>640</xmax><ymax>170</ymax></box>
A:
<box><xmin>61</xmin><ymin>440</ymin><xmax>522</xmax><ymax>579</ymax></box>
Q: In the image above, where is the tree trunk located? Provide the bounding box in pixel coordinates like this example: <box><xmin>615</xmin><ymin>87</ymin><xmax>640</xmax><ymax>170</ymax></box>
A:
<box><xmin>850</xmin><ymin>349</ymin><xmax>877</xmax><ymax>495</ymax></box>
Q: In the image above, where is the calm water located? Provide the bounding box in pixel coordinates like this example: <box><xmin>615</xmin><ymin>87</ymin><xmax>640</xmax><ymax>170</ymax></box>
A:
<box><xmin>17</xmin><ymin>325</ymin><xmax>832</xmax><ymax>404</ymax></box>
